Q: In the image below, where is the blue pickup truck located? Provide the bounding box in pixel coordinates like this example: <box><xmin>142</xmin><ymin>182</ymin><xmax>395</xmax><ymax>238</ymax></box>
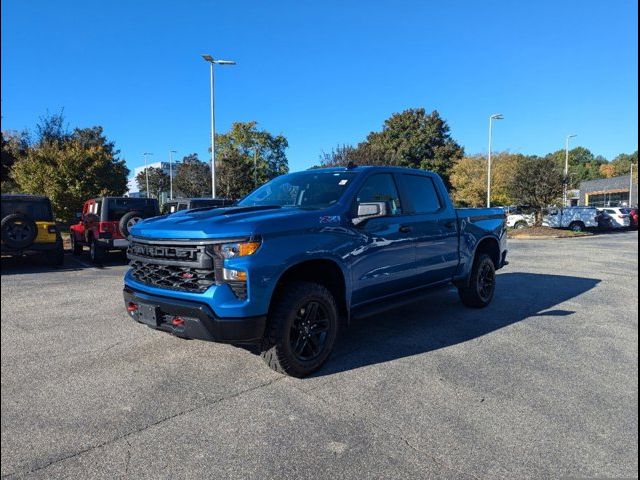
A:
<box><xmin>124</xmin><ymin>166</ymin><xmax>507</xmax><ymax>376</ymax></box>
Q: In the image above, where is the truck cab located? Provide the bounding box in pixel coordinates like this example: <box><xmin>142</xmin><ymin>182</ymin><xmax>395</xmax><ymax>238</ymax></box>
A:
<box><xmin>123</xmin><ymin>166</ymin><xmax>507</xmax><ymax>376</ymax></box>
<box><xmin>70</xmin><ymin>197</ymin><xmax>159</xmax><ymax>263</ymax></box>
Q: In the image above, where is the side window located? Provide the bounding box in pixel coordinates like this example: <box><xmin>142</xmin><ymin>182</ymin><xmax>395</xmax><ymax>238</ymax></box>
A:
<box><xmin>401</xmin><ymin>175</ymin><xmax>442</xmax><ymax>214</ymax></box>
<box><xmin>356</xmin><ymin>174</ymin><xmax>402</xmax><ymax>215</ymax></box>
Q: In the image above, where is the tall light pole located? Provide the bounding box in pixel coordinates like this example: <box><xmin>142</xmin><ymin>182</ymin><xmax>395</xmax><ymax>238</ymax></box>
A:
<box><xmin>564</xmin><ymin>134</ymin><xmax>577</xmax><ymax>207</ymax></box>
<box><xmin>201</xmin><ymin>54</ymin><xmax>236</xmax><ymax>198</ymax></box>
<box><xmin>143</xmin><ymin>152</ymin><xmax>153</xmax><ymax>198</ymax></box>
<box><xmin>487</xmin><ymin>114</ymin><xmax>504</xmax><ymax>207</ymax></box>
<box><xmin>169</xmin><ymin>150</ymin><xmax>177</xmax><ymax>200</ymax></box>
<box><xmin>631</xmin><ymin>163</ymin><xmax>636</xmax><ymax>207</ymax></box>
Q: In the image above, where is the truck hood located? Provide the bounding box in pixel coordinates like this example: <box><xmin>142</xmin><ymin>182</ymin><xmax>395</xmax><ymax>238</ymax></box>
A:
<box><xmin>129</xmin><ymin>205</ymin><xmax>327</xmax><ymax>240</ymax></box>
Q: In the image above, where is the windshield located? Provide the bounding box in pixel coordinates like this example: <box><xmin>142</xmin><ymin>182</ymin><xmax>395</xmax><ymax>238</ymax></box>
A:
<box><xmin>1</xmin><ymin>199</ymin><xmax>54</xmax><ymax>221</ymax></box>
<box><xmin>238</xmin><ymin>171</ymin><xmax>356</xmax><ymax>209</ymax></box>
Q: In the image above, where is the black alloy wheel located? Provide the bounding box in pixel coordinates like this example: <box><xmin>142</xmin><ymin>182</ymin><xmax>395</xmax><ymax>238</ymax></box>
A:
<box><xmin>289</xmin><ymin>301</ymin><xmax>330</xmax><ymax>362</ymax></box>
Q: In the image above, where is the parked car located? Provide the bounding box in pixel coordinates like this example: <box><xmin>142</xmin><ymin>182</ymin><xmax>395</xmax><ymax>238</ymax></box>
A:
<box><xmin>123</xmin><ymin>166</ymin><xmax>508</xmax><ymax>377</ymax></box>
<box><xmin>505</xmin><ymin>206</ymin><xmax>535</xmax><ymax>229</ymax></box>
<box><xmin>1</xmin><ymin>194</ymin><xmax>64</xmax><ymax>265</ymax></box>
<box><xmin>597</xmin><ymin>207</ymin><xmax>631</xmax><ymax>229</ymax></box>
<box><xmin>543</xmin><ymin>207</ymin><xmax>599</xmax><ymax>232</ymax></box>
<box><xmin>70</xmin><ymin>197</ymin><xmax>160</xmax><ymax>263</ymax></box>
<box><xmin>161</xmin><ymin>198</ymin><xmax>234</xmax><ymax>215</ymax></box>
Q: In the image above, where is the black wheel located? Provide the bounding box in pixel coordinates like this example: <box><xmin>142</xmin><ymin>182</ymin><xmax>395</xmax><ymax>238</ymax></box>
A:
<box><xmin>70</xmin><ymin>234</ymin><xmax>83</xmax><ymax>255</ymax></box>
<box><xmin>89</xmin><ymin>237</ymin><xmax>104</xmax><ymax>264</ymax></box>
<box><xmin>458</xmin><ymin>254</ymin><xmax>496</xmax><ymax>308</ymax></box>
<box><xmin>261</xmin><ymin>282</ymin><xmax>339</xmax><ymax>377</ymax></box>
<box><xmin>44</xmin><ymin>241</ymin><xmax>65</xmax><ymax>266</ymax></box>
<box><xmin>119</xmin><ymin>210</ymin><xmax>145</xmax><ymax>238</ymax></box>
<box><xmin>569</xmin><ymin>221</ymin><xmax>585</xmax><ymax>233</ymax></box>
<box><xmin>1</xmin><ymin>214</ymin><xmax>38</xmax><ymax>249</ymax></box>
<box><xmin>514</xmin><ymin>221</ymin><xmax>528</xmax><ymax>230</ymax></box>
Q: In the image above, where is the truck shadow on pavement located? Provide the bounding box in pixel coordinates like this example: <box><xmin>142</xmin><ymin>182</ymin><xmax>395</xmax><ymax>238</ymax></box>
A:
<box><xmin>0</xmin><ymin>251</ymin><xmax>129</xmax><ymax>275</ymax></box>
<box><xmin>316</xmin><ymin>272</ymin><xmax>601</xmax><ymax>377</ymax></box>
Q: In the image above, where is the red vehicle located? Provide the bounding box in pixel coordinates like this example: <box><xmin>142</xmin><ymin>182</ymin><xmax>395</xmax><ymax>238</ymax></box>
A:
<box><xmin>70</xmin><ymin>197</ymin><xmax>159</xmax><ymax>262</ymax></box>
<box><xmin>625</xmin><ymin>208</ymin><xmax>638</xmax><ymax>229</ymax></box>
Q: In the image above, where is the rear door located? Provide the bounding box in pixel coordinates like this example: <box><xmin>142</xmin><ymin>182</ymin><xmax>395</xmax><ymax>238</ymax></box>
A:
<box><xmin>396</xmin><ymin>173</ymin><xmax>460</xmax><ymax>285</ymax></box>
<box><xmin>349</xmin><ymin>173</ymin><xmax>417</xmax><ymax>306</ymax></box>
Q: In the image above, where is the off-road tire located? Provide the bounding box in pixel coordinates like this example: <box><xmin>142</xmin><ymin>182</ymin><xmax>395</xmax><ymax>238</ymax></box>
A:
<box><xmin>119</xmin><ymin>210</ymin><xmax>146</xmax><ymax>238</ymax></box>
<box><xmin>70</xmin><ymin>234</ymin><xmax>83</xmax><ymax>255</ymax></box>
<box><xmin>260</xmin><ymin>282</ymin><xmax>339</xmax><ymax>377</ymax></box>
<box><xmin>1</xmin><ymin>214</ymin><xmax>38</xmax><ymax>249</ymax></box>
<box><xmin>458</xmin><ymin>254</ymin><xmax>496</xmax><ymax>308</ymax></box>
<box><xmin>89</xmin><ymin>237</ymin><xmax>104</xmax><ymax>264</ymax></box>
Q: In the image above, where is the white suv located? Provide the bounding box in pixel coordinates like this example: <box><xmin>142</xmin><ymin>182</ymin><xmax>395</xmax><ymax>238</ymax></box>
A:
<box><xmin>599</xmin><ymin>208</ymin><xmax>631</xmax><ymax>229</ymax></box>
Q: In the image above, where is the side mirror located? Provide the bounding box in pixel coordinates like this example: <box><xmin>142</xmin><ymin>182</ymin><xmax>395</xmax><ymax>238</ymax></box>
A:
<box><xmin>352</xmin><ymin>202</ymin><xmax>388</xmax><ymax>226</ymax></box>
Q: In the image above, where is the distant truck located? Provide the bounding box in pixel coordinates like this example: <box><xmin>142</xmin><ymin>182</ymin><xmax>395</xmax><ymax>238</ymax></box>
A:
<box><xmin>161</xmin><ymin>198</ymin><xmax>234</xmax><ymax>215</ymax></box>
<box><xmin>123</xmin><ymin>166</ymin><xmax>508</xmax><ymax>377</ymax></box>
<box><xmin>507</xmin><ymin>206</ymin><xmax>598</xmax><ymax>232</ymax></box>
<box><xmin>70</xmin><ymin>197</ymin><xmax>159</xmax><ymax>263</ymax></box>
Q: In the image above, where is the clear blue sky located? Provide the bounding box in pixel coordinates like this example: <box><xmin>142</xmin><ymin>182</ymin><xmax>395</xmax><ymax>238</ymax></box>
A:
<box><xmin>1</xmin><ymin>0</ymin><xmax>638</xmax><ymax>176</ymax></box>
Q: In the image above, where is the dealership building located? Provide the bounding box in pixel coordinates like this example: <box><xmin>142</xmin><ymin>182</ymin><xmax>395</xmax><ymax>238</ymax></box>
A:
<box><xmin>579</xmin><ymin>175</ymin><xmax>638</xmax><ymax>208</ymax></box>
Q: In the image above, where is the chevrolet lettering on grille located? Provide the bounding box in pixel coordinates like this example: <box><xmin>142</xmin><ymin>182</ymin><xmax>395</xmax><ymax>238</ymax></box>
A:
<box><xmin>129</xmin><ymin>244</ymin><xmax>198</xmax><ymax>261</ymax></box>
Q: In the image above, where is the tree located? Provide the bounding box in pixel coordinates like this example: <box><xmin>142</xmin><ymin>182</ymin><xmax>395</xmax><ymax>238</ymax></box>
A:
<box><xmin>449</xmin><ymin>152</ymin><xmax>524</xmax><ymax>207</ymax></box>
<box><xmin>173</xmin><ymin>153</ymin><xmax>211</xmax><ymax>198</ymax></box>
<box><xmin>1</xmin><ymin>130</ymin><xmax>29</xmax><ymax>192</ymax></box>
<box><xmin>11</xmin><ymin>113</ymin><xmax>129</xmax><ymax>222</ymax></box>
<box><xmin>317</xmin><ymin>108</ymin><xmax>464</xmax><ymax>185</ymax></box>
<box><xmin>508</xmin><ymin>156</ymin><xmax>563</xmax><ymax>224</ymax></box>
<box><xmin>215</xmin><ymin>121</ymin><xmax>289</xmax><ymax>199</ymax></box>
<box><xmin>136</xmin><ymin>166</ymin><xmax>170</xmax><ymax>199</ymax></box>
<box><xmin>607</xmin><ymin>151</ymin><xmax>638</xmax><ymax>178</ymax></box>
<box><xmin>545</xmin><ymin>146</ymin><xmax>607</xmax><ymax>188</ymax></box>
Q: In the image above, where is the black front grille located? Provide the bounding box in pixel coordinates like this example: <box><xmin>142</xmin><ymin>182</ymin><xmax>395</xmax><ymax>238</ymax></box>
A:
<box><xmin>130</xmin><ymin>260</ymin><xmax>216</xmax><ymax>293</ymax></box>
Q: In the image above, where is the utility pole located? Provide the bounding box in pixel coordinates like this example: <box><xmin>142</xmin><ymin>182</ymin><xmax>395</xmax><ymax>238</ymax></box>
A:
<box><xmin>143</xmin><ymin>152</ymin><xmax>153</xmax><ymax>198</ymax></box>
<box><xmin>169</xmin><ymin>150</ymin><xmax>177</xmax><ymax>200</ymax></box>
<box><xmin>487</xmin><ymin>114</ymin><xmax>504</xmax><ymax>207</ymax></box>
<box><xmin>564</xmin><ymin>134</ymin><xmax>577</xmax><ymax>207</ymax></box>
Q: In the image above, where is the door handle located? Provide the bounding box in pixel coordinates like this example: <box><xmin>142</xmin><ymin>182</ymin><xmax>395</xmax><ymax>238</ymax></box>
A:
<box><xmin>399</xmin><ymin>225</ymin><xmax>413</xmax><ymax>233</ymax></box>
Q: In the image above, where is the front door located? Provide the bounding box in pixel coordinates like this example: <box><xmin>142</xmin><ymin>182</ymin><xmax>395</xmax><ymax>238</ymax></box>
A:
<box><xmin>349</xmin><ymin>173</ymin><xmax>417</xmax><ymax>306</ymax></box>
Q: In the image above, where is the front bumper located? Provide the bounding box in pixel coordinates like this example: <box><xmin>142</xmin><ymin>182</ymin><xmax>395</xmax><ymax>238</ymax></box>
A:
<box><xmin>123</xmin><ymin>286</ymin><xmax>266</xmax><ymax>344</ymax></box>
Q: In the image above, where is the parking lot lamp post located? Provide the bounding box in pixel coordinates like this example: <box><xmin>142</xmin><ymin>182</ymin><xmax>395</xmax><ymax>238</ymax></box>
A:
<box><xmin>169</xmin><ymin>150</ymin><xmax>177</xmax><ymax>200</ymax></box>
<box><xmin>143</xmin><ymin>152</ymin><xmax>153</xmax><ymax>198</ymax></box>
<box><xmin>201</xmin><ymin>54</ymin><xmax>236</xmax><ymax>199</ymax></box>
<box><xmin>487</xmin><ymin>114</ymin><xmax>504</xmax><ymax>208</ymax></box>
<box><xmin>631</xmin><ymin>163</ymin><xmax>636</xmax><ymax>207</ymax></box>
<box><xmin>564</xmin><ymin>134</ymin><xmax>577</xmax><ymax>207</ymax></box>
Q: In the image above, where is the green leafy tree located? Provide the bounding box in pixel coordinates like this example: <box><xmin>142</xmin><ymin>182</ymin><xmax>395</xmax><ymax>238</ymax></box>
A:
<box><xmin>136</xmin><ymin>166</ymin><xmax>170</xmax><ymax>199</ymax></box>
<box><xmin>173</xmin><ymin>153</ymin><xmax>211</xmax><ymax>198</ymax></box>
<box><xmin>508</xmin><ymin>156</ymin><xmax>563</xmax><ymax>224</ymax></box>
<box><xmin>1</xmin><ymin>130</ymin><xmax>29</xmax><ymax>192</ymax></box>
<box><xmin>607</xmin><ymin>151</ymin><xmax>638</xmax><ymax>178</ymax></box>
<box><xmin>215</xmin><ymin>121</ymin><xmax>289</xmax><ymax>199</ymax></box>
<box><xmin>318</xmin><ymin>108</ymin><xmax>464</xmax><ymax>185</ymax></box>
<box><xmin>545</xmin><ymin>146</ymin><xmax>607</xmax><ymax>188</ymax></box>
<box><xmin>12</xmin><ymin>114</ymin><xmax>129</xmax><ymax>222</ymax></box>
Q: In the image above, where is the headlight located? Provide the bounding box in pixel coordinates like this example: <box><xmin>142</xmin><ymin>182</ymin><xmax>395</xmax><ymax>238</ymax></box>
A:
<box><xmin>216</xmin><ymin>240</ymin><xmax>261</xmax><ymax>259</ymax></box>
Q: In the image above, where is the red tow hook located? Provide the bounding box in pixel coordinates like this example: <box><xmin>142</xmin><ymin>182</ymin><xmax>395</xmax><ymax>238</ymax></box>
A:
<box><xmin>127</xmin><ymin>302</ymin><xmax>138</xmax><ymax>313</ymax></box>
<box><xmin>171</xmin><ymin>316</ymin><xmax>185</xmax><ymax>327</ymax></box>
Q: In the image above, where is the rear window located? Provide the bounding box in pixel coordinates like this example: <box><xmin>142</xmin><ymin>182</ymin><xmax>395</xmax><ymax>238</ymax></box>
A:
<box><xmin>1</xmin><ymin>199</ymin><xmax>53</xmax><ymax>221</ymax></box>
<box><xmin>107</xmin><ymin>198</ymin><xmax>157</xmax><ymax>221</ymax></box>
<box><xmin>400</xmin><ymin>175</ymin><xmax>442</xmax><ymax>214</ymax></box>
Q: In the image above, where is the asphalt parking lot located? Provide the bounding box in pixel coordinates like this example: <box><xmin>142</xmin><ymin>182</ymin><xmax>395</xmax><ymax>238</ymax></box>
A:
<box><xmin>1</xmin><ymin>232</ymin><xmax>638</xmax><ymax>479</ymax></box>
